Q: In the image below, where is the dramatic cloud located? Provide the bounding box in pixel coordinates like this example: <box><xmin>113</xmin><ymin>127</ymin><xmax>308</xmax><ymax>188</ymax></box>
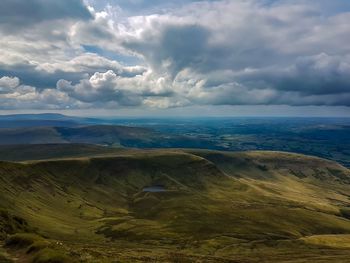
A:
<box><xmin>0</xmin><ymin>0</ymin><xmax>350</xmax><ymax>112</ymax></box>
<box><xmin>0</xmin><ymin>0</ymin><xmax>91</xmax><ymax>31</ymax></box>
<box><xmin>57</xmin><ymin>69</ymin><xmax>173</xmax><ymax>107</ymax></box>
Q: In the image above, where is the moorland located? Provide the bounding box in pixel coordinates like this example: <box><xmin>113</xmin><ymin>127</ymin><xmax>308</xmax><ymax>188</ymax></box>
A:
<box><xmin>0</xmin><ymin>115</ymin><xmax>350</xmax><ymax>262</ymax></box>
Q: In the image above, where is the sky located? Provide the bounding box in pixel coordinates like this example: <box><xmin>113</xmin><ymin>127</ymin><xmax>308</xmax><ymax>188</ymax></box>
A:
<box><xmin>0</xmin><ymin>0</ymin><xmax>350</xmax><ymax>117</ymax></box>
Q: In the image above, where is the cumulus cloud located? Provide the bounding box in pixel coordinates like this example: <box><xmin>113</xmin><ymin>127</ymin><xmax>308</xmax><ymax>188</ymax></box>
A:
<box><xmin>57</xmin><ymin>69</ymin><xmax>173</xmax><ymax>107</ymax></box>
<box><xmin>0</xmin><ymin>0</ymin><xmax>350</xmax><ymax>110</ymax></box>
<box><xmin>0</xmin><ymin>76</ymin><xmax>83</xmax><ymax>110</ymax></box>
<box><xmin>36</xmin><ymin>53</ymin><xmax>147</xmax><ymax>77</ymax></box>
<box><xmin>110</xmin><ymin>0</ymin><xmax>350</xmax><ymax>107</ymax></box>
<box><xmin>0</xmin><ymin>76</ymin><xmax>20</xmax><ymax>94</ymax></box>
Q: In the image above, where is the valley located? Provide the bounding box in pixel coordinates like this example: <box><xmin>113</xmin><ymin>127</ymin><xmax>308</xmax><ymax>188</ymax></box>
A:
<box><xmin>0</xmin><ymin>145</ymin><xmax>350</xmax><ymax>262</ymax></box>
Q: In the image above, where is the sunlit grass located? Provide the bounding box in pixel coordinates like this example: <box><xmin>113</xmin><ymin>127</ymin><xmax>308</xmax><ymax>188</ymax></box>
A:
<box><xmin>0</xmin><ymin>149</ymin><xmax>350</xmax><ymax>262</ymax></box>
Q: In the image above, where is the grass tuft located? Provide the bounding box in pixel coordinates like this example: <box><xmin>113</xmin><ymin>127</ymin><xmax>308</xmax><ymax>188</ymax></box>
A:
<box><xmin>32</xmin><ymin>248</ymin><xmax>72</xmax><ymax>263</ymax></box>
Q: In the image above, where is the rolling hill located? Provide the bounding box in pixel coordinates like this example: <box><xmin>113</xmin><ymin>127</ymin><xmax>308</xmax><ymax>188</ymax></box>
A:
<box><xmin>0</xmin><ymin>125</ymin><xmax>154</xmax><ymax>146</ymax></box>
<box><xmin>0</xmin><ymin>125</ymin><xmax>216</xmax><ymax>149</ymax></box>
<box><xmin>0</xmin><ymin>144</ymin><xmax>125</xmax><ymax>161</ymax></box>
<box><xmin>0</xmin><ymin>114</ymin><xmax>348</xmax><ymax>168</ymax></box>
<box><xmin>0</xmin><ymin>113</ymin><xmax>95</xmax><ymax>128</ymax></box>
<box><xmin>0</xmin><ymin>146</ymin><xmax>350</xmax><ymax>262</ymax></box>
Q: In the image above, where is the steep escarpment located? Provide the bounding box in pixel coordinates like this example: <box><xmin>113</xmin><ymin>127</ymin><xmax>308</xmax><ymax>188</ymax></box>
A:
<box><xmin>0</xmin><ymin>150</ymin><xmax>350</xmax><ymax>262</ymax></box>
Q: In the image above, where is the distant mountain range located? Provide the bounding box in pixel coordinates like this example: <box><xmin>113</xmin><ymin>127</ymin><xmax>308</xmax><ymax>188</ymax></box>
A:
<box><xmin>0</xmin><ymin>113</ymin><xmax>97</xmax><ymax>128</ymax></box>
<box><xmin>0</xmin><ymin>113</ymin><xmax>75</xmax><ymax>121</ymax></box>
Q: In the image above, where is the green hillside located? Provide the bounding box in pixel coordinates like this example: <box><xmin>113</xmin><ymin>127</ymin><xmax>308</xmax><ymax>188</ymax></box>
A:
<box><xmin>0</xmin><ymin>149</ymin><xmax>350</xmax><ymax>262</ymax></box>
<box><xmin>0</xmin><ymin>144</ymin><xmax>125</xmax><ymax>161</ymax></box>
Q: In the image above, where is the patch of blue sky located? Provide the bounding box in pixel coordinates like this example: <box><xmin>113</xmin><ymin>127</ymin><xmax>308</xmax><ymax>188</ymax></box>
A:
<box><xmin>82</xmin><ymin>44</ymin><xmax>144</xmax><ymax>66</ymax></box>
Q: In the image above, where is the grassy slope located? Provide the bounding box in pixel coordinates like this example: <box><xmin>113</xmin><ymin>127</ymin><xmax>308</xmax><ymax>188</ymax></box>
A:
<box><xmin>0</xmin><ymin>144</ymin><xmax>126</xmax><ymax>161</ymax></box>
<box><xmin>0</xmin><ymin>148</ymin><xmax>350</xmax><ymax>262</ymax></box>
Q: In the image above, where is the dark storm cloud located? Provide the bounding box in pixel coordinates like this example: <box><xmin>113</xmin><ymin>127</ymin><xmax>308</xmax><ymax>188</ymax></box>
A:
<box><xmin>0</xmin><ymin>0</ymin><xmax>92</xmax><ymax>30</ymax></box>
<box><xmin>124</xmin><ymin>24</ymin><xmax>210</xmax><ymax>76</ymax></box>
<box><xmin>115</xmin><ymin>0</ymin><xmax>350</xmax><ymax>108</ymax></box>
<box><xmin>233</xmin><ymin>53</ymin><xmax>350</xmax><ymax>96</ymax></box>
